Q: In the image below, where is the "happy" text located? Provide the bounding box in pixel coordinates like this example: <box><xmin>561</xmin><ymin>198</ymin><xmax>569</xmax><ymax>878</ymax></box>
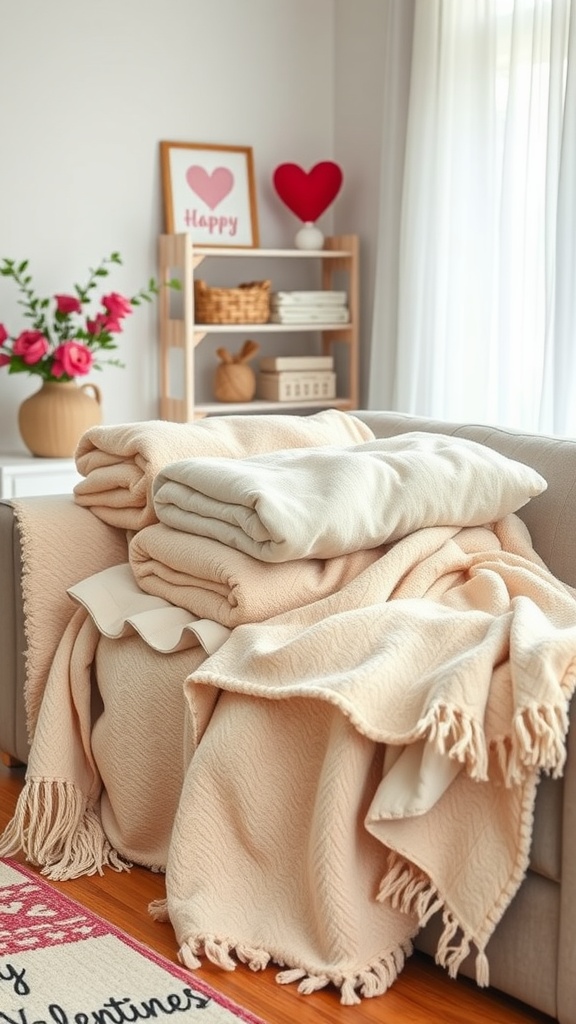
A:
<box><xmin>184</xmin><ymin>208</ymin><xmax>238</xmax><ymax>237</ymax></box>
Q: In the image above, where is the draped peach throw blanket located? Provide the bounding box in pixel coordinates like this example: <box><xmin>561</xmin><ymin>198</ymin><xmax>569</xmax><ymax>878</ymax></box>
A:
<box><xmin>2</xmin><ymin>413</ymin><xmax>576</xmax><ymax>1005</ymax></box>
<box><xmin>162</xmin><ymin>516</ymin><xmax>576</xmax><ymax>1002</ymax></box>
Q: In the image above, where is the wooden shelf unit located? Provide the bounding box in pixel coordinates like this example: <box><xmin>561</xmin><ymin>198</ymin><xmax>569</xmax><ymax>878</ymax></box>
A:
<box><xmin>157</xmin><ymin>233</ymin><xmax>359</xmax><ymax>422</ymax></box>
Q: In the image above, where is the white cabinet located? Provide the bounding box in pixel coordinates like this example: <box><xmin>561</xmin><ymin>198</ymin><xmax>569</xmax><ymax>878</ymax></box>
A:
<box><xmin>158</xmin><ymin>233</ymin><xmax>359</xmax><ymax>422</ymax></box>
<box><xmin>0</xmin><ymin>455</ymin><xmax>81</xmax><ymax>498</ymax></box>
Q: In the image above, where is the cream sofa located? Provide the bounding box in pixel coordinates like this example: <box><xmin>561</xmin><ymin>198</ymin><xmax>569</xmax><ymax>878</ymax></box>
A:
<box><xmin>0</xmin><ymin>410</ymin><xmax>575</xmax><ymax>1022</ymax></box>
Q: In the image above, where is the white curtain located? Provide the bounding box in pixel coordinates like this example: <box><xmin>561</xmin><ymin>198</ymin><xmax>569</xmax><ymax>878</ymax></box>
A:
<box><xmin>369</xmin><ymin>0</ymin><xmax>576</xmax><ymax>435</ymax></box>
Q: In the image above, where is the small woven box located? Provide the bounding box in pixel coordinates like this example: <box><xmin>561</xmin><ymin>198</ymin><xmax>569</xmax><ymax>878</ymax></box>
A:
<box><xmin>194</xmin><ymin>279</ymin><xmax>271</xmax><ymax>324</ymax></box>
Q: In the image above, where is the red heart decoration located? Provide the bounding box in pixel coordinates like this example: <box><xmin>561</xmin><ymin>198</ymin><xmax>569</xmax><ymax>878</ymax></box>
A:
<box><xmin>273</xmin><ymin>161</ymin><xmax>343</xmax><ymax>223</ymax></box>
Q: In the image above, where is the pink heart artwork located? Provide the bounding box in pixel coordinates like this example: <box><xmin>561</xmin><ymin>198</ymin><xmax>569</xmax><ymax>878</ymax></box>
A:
<box><xmin>273</xmin><ymin>161</ymin><xmax>343</xmax><ymax>222</ymax></box>
<box><xmin>186</xmin><ymin>166</ymin><xmax>234</xmax><ymax>210</ymax></box>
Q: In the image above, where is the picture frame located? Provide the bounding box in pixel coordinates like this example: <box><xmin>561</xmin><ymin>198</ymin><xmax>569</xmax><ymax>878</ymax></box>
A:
<box><xmin>160</xmin><ymin>141</ymin><xmax>260</xmax><ymax>247</ymax></box>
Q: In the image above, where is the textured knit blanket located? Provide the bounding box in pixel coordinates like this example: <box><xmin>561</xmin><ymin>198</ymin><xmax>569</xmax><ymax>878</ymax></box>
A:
<box><xmin>129</xmin><ymin>524</ymin><xmax>384</xmax><ymax>627</ymax></box>
<box><xmin>152</xmin><ymin>433</ymin><xmax>545</xmax><ymax>561</ymax></box>
<box><xmin>3</xmin><ymin>434</ymin><xmax>576</xmax><ymax>1006</ymax></box>
<box><xmin>161</xmin><ymin>515</ymin><xmax>576</xmax><ymax>1004</ymax></box>
<box><xmin>0</xmin><ymin>567</ymin><xmax>229</xmax><ymax>876</ymax></box>
<box><xmin>73</xmin><ymin>410</ymin><xmax>375</xmax><ymax>532</ymax></box>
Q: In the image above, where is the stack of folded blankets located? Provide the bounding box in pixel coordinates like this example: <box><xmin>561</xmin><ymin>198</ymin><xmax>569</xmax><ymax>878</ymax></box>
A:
<box><xmin>269</xmin><ymin>289</ymin><xmax>349</xmax><ymax>324</ymax></box>
<box><xmin>7</xmin><ymin>407</ymin><xmax>576</xmax><ymax>1009</ymax></box>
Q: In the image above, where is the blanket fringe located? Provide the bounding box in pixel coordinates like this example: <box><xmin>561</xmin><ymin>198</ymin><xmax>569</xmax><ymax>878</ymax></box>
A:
<box><xmin>277</xmin><ymin>943</ymin><xmax>414</xmax><ymax>1005</ymax></box>
<box><xmin>436</xmin><ymin>916</ymin><xmax>489</xmax><ymax>986</ymax></box>
<box><xmin>177</xmin><ymin>931</ymin><xmax>411</xmax><ymax>1004</ymax></box>
<box><xmin>511</xmin><ymin>703</ymin><xmax>569</xmax><ymax>781</ymax></box>
<box><xmin>179</xmin><ymin>938</ymin><xmax>204</xmax><ymax>971</ymax></box>
<box><xmin>419</xmin><ymin>699</ymin><xmax>570</xmax><ymax>786</ymax></box>
<box><xmin>179</xmin><ymin>935</ymin><xmax>270</xmax><ymax>974</ymax></box>
<box><xmin>417</xmin><ymin>704</ymin><xmax>488</xmax><ymax>780</ymax></box>
<box><xmin>148</xmin><ymin>897</ymin><xmax>169</xmax><ymax>922</ymax></box>
<box><xmin>377</xmin><ymin>851</ymin><xmax>443</xmax><ymax>925</ymax></box>
<box><xmin>236</xmin><ymin>944</ymin><xmax>271</xmax><ymax>972</ymax></box>
<box><xmin>0</xmin><ymin>779</ymin><xmax>128</xmax><ymax>880</ymax></box>
<box><xmin>377</xmin><ymin>851</ymin><xmax>490</xmax><ymax>988</ymax></box>
<box><xmin>491</xmin><ymin>702</ymin><xmax>570</xmax><ymax>786</ymax></box>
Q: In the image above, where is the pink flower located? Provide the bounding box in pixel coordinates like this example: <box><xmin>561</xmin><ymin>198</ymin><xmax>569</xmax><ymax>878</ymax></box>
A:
<box><xmin>104</xmin><ymin>317</ymin><xmax>123</xmax><ymax>333</ymax></box>
<box><xmin>102</xmin><ymin>292</ymin><xmax>133</xmax><ymax>318</ymax></box>
<box><xmin>52</xmin><ymin>340</ymin><xmax>94</xmax><ymax>377</ymax></box>
<box><xmin>0</xmin><ymin>353</ymin><xmax>11</xmax><ymax>367</ymax></box>
<box><xmin>0</xmin><ymin>323</ymin><xmax>8</xmax><ymax>344</ymax></box>
<box><xmin>86</xmin><ymin>313</ymin><xmax>108</xmax><ymax>335</ymax></box>
<box><xmin>55</xmin><ymin>294</ymin><xmax>82</xmax><ymax>315</ymax></box>
<box><xmin>87</xmin><ymin>312</ymin><xmax>123</xmax><ymax>335</ymax></box>
<box><xmin>13</xmin><ymin>330</ymin><xmax>50</xmax><ymax>365</ymax></box>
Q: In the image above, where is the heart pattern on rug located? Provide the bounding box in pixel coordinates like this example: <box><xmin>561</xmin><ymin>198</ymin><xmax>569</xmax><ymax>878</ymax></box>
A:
<box><xmin>28</xmin><ymin>903</ymin><xmax>57</xmax><ymax>917</ymax></box>
<box><xmin>0</xmin><ymin>899</ymin><xmax>56</xmax><ymax>916</ymax></box>
<box><xmin>0</xmin><ymin>901</ymin><xmax>21</xmax><ymax>914</ymax></box>
<box><xmin>186</xmin><ymin>166</ymin><xmax>234</xmax><ymax>210</ymax></box>
<box><xmin>273</xmin><ymin>161</ymin><xmax>343</xmax><ymax>222</ymax></box>
<box><xmin>0</xmin><ymin>859</ymin><xmax>266</xmax><ymax>1023</ymax></box>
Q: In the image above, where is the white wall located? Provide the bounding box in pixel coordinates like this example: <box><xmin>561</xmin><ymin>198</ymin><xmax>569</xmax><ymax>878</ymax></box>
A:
<box><xmin>0</xmin><ymin>0</ymin><xmax>337</xmax><ymax>450</ymax></box>
<box><xmin>0</xmin><ymin>0</ymin><xmax>405</xmax><ymax>450</ymax></box>
<box><xmin>333</xmin><ymin>0</ymin><xmax>389</xmax><ymax>407</ymax></box>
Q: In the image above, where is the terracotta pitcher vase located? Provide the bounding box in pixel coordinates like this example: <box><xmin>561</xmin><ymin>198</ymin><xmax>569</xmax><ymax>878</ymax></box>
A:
<box><xmin>18</xmin><ymin>380</ymin><xmax>103</xmax><ymax>458</ymax></box>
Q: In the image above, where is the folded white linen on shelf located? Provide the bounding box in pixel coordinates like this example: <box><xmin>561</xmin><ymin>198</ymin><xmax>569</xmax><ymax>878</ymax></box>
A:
<box><xmin>271</xmin><ymin>289</ymin><xmax>347</xmax><ymax>305</ymax></box>
<box><xmin>270</xmin><ymin>308</ymin><xmax>349</xmax><ymax>324</ymax></box>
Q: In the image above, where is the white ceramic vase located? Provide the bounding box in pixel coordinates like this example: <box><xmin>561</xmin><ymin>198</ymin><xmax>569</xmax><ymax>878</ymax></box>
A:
<box><xmin>294</xmin><ymin>222</ymin><xmax>325</xmax><ymax>250</ymax></box>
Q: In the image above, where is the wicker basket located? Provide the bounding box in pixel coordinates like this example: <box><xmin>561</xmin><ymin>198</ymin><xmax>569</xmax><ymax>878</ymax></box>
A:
<box><xmin>194</xmin><ymin>279</ymin><xmax>271</xmax><ymax>324</ymax></box>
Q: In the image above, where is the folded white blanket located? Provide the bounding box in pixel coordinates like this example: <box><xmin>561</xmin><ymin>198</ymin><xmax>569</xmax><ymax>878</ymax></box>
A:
<box><xmin>153</xmin><ymin>432</ymin><xmax>546</xmax><ymax>562</ymax></box>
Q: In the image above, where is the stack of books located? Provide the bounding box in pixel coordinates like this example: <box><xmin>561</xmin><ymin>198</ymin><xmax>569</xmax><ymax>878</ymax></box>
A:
<box><xmin>257</xmin><ymin>355</ymin><xmax>336</xmax><ymax>402</ymax></box>
<box><xmin>270</xmin><ymin>290</ymin><xmax>349</xmax><ymax>324</ymax></box>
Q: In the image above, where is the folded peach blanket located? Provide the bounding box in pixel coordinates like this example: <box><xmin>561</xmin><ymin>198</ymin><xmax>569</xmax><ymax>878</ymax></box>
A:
<box><xmin>73</xmin><ymin>410</ymin><xmax>375</xmax><ymax>532</ymax></box>
<box><xmin>164</xmin><ymin>515</ymin><xmax>576</xmax><ymax>1004</ymax></box>
<box><xmin>129</xmin><ymin>524</ymin><xmax>384</xmax><ymax>627</ymax></box>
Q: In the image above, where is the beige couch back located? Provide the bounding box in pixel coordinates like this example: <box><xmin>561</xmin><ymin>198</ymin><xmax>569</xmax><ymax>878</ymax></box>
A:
<box><xmin>353</xmin><ymin>411</ymin><xmax>576</xmax><ymax>589</ymax></box>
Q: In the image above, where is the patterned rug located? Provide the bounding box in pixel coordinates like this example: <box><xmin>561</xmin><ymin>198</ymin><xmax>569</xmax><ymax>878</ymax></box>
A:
<box><xmin>0</xmin><ymin>858</ymin><xmax>266</xmax><ymax>1023</ymax></box>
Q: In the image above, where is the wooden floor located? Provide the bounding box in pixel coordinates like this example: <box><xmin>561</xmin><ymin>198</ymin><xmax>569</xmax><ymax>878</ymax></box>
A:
<box><xmin>0</xmin><ymin>762</ymin><xmax>554</xmax><ymax>1024</ymax></box>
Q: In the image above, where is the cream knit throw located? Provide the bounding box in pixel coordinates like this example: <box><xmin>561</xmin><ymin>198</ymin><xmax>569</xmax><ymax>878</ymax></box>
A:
<box><xmin>163</xmin><ymin>515</ymin><xmax>576</xmax><ymax>1004</ymax></box>
<box><xmin>151</xmin><ymin>433</ymin><xmax>545</xmax><ymax>561</ymax></box>
<box><xmin>73</xmin><ymin>410</ymin><xmax>375</xmax><ymax>532</ymax></box>
<box><xmin>129</xmin><ymin>524</ymin><xmax>384</xmax><ymax>627</ymax></box>
<box><xmin>5</xmin><ymin>472</ymin><xmax>576</xmax><ymax>1004</ymax></box>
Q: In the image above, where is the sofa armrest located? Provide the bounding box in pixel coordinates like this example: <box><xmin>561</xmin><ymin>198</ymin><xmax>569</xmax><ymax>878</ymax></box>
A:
<box><xmin>0</xmin><ymin>501</ymin><xmax>28</xmax><ymax>764</ymax></box>
<box><xmin>558</xmin><ymin>693</ymin><xmax>576</xmax><ymax>1023</ymax></box>
<box><xmin>0</xmin><ymin>496</ymin><xmax>128</xmax><ymax>762</ymax></box>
